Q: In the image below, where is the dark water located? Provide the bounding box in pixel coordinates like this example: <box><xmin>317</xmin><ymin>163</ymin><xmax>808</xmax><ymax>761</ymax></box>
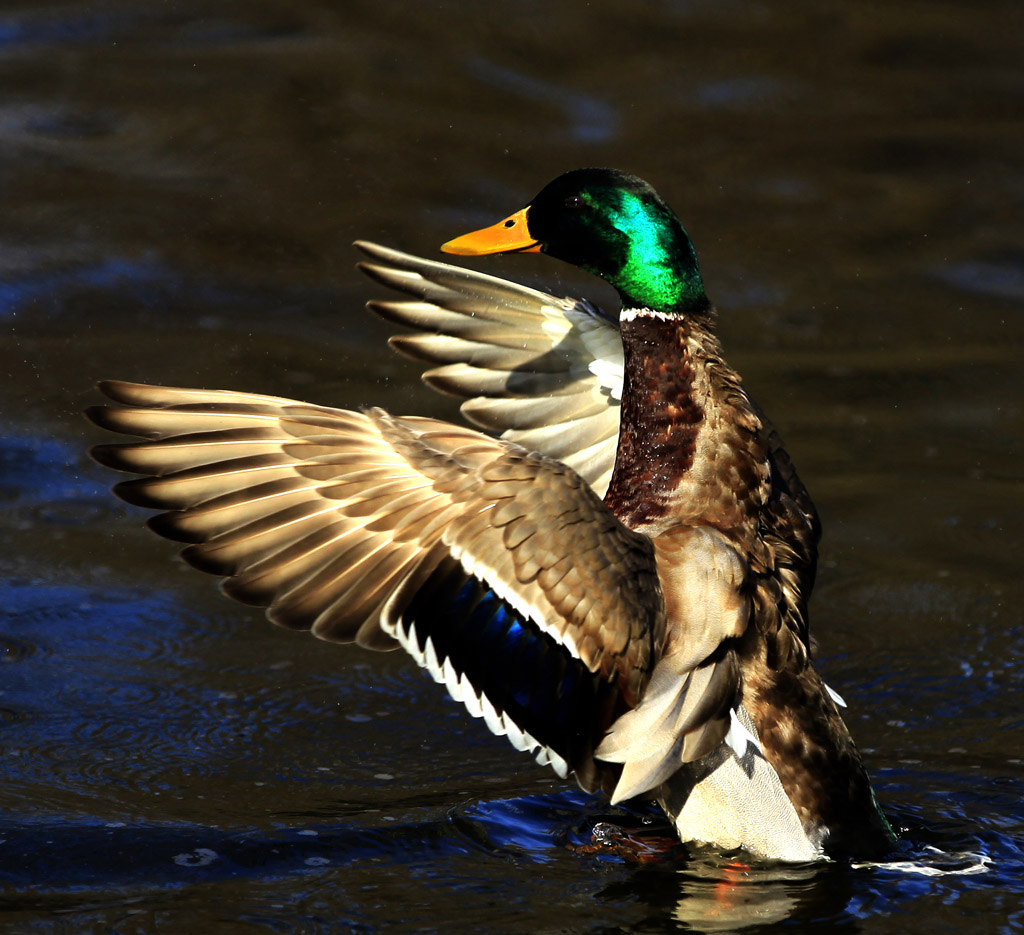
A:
<box><xmin>2</xmin><ymin>0</ymin><xmax>1023</xmax><ymax>931</ymax></box>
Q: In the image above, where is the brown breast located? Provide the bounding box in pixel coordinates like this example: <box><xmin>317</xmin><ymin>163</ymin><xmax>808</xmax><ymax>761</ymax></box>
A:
<box><xmin>603</xmin><ymin>311</ymin><xmax>771</xmax><ymax>550</ymax></box>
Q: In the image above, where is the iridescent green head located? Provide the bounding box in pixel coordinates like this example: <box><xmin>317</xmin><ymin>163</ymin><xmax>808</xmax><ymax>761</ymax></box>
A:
<box><xmin>443</xmin><ymin>168</ymin><xmax>709</xmax><ymax>316</ymax></box>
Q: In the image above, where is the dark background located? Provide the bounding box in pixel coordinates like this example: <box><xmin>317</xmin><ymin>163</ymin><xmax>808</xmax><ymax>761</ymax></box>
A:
<box><xmin>2</xmin><ymin>1</ymin><xmax>1022</xmax><ymax>931</ymax></box>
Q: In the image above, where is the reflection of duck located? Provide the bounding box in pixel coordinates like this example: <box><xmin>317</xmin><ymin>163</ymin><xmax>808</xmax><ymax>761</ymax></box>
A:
<box><xmin>88</xmin><ymin>169</ymin><xmax>895</xmax><ymax>861</ymax></box>
<box><xmin>669</xmin><ymin>854</ymin><xmax>821</xmax><ymax>931</ymax></box>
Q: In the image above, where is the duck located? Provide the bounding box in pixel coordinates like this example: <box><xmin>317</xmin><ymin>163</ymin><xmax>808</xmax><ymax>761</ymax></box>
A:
<box><xmin>87</xmin><ymin>168</ymin><xmax>896</xmax><ymax>862</ymax></box>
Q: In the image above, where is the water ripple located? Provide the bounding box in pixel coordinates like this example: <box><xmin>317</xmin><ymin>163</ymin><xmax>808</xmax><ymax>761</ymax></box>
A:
<box><xmin>1</xmin><ymin>582</ymin><xmax>247</xmax><ymax>797</ymax></box>
<box><xmin>0</xmin><ymin>633</ymin><xmax>34</xmax><ymax>663</ymax></box>
<box><xmin>468</xmin><ymin>57</ymin><xmax>618</xmax><ymax>144</ymax></box>
<box><xmin>0</xmin><ymin>8</ymin><xmax>131</xmax><ymax>49</ymax></box>
<box><xmin>1</xmin><ymin>777</ymin><xmax>1022</xmax><ymax>932</ymax></box>
<box><xmin>934</xmin><ymin>253</ymin><xmax>1024</xmax><ymax>302</ymax></box>
<box><xmin>0</xmin><ymin>430</ymin><xmax>107</xmax><ymax>506</ymax></box>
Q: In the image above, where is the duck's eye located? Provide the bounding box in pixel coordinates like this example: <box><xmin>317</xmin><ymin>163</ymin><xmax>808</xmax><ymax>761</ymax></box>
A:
<box><xmin>564</xmin><ymin>194</ymin><xmax>583</xmax><ymax>210</ymax></box>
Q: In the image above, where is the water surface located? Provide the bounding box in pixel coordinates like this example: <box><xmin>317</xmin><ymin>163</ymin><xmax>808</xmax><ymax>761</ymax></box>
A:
<box><xmin>2</xmin><ymin>1</ymin><xmax>1023</xmax><ymax>931</ymax></box>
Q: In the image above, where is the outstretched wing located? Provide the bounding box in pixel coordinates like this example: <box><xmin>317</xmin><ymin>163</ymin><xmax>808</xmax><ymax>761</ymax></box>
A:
<box><xmin>87</xmin><ymin>380</ymin><xmax>658</xmax><ymax>792</ymax></box>
<box><xmin>356</xmin><ymin>241</ymin><xmax>623</xmax><ymax>498</ymax></box>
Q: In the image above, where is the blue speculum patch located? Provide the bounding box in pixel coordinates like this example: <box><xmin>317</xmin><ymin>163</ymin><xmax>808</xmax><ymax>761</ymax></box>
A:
<box><xmin>399</xmin><ymin>569</ymin><xmax>610</xmax><ymax>760</ymax></box>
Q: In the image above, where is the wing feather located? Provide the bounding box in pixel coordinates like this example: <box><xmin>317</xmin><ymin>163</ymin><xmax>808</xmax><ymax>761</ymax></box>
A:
<box><xmin>87</xmin><ymin>380</ymin><xmax>666</xmax><ymax>789</ymax></box>
<box><xmin>356</xmin><ymin>241</ymin><xmax>623</xmax><ymax>497</ymax></box>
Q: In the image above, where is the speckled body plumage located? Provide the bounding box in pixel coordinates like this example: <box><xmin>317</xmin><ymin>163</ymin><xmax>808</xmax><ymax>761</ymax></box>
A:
<box><xmin>603</xmin><ymin>308</ymin><xmax>889</xmax><ymax>856</ymax></box>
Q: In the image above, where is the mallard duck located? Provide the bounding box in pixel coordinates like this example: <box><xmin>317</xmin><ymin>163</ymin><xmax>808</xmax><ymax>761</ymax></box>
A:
<box><xmin>87</xmin><ymin>168</ymin><xmax>895</xmax><ymax>861</ymax></box>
